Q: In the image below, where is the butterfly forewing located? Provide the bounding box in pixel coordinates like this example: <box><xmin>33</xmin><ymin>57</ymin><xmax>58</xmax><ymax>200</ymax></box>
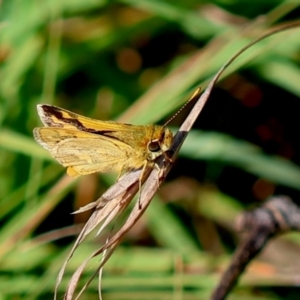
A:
<box><xmin>36</xmin><ymin>104</ymin><xmax>165</xmax><ymax>150</ymax></box>
<box><xmin>38</xmin><ymin>104</ymin><xmax>142</xmax><ymax>132</ymax></box>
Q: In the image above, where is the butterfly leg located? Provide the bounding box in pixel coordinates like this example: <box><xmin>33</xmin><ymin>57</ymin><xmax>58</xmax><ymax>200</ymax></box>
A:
<box><xmin>116</xmin><ymin>170</ymin><xmax>123</xmax><ymax>181</ymax></box>
<box><xmin>153</xmin><ymin>163</ymin><xmax>163</xmax><ymax>189</ymax></box>
<box><xmin>154</xmin><ymin>152</ymin><xmax>174</xmax><ymax>185</ymax></box>
<box><xmin>137</xmin><ymin>161</ymin><xmax>149</xmax><ymax>209</ymax></box>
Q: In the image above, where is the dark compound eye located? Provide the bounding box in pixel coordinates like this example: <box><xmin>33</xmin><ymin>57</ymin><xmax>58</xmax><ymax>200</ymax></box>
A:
<box><xmin>148</xmin><ymin>140</ymin><xmax>161</xmax><ymax>152</ymax></box>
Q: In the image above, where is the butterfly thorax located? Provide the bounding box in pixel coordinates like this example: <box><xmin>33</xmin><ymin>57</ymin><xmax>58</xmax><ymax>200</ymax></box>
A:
<box><xmin>104</xmin><ymin>125</ymin><xmax>173</xmax><ymax>159</ymax></box>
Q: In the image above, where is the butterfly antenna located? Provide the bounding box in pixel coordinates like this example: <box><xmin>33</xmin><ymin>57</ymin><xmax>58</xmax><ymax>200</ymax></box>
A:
<box><xmin>163</xmin><ymin>87</ymin><xmax>202</xmax><ymax>127</ymax></box>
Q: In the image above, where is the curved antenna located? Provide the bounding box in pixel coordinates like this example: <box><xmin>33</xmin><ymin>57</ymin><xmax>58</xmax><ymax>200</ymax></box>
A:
<box><xmin>163</xmin><ymin>87</ymin><xmax>201</xmax><ymax>127</ymax></box>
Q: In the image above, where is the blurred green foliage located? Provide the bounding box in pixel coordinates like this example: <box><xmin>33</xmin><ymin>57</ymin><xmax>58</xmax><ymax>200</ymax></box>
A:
<box><xmin>1</xmin><ymin>0</ymin><xmax>300</xmax><ymax>299</ymax></box>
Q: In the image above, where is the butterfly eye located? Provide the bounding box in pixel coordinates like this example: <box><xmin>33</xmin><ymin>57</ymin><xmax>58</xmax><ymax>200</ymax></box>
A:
<box><xmin>148</xmin><ymin>140</ymin><xmax>161</xmax><ymax>152</ymax></box>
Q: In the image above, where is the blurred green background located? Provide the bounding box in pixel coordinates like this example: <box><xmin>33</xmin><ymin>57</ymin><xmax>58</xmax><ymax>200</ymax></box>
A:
<box><xmin>1</xmin><ymin>0</ymin><xmax>300</xmax><ymax>299</ymax></box>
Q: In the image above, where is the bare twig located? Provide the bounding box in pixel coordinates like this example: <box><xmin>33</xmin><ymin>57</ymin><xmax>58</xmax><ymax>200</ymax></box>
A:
<box><xmin>211</xmin><ymin>196</ymin><xmax>300</xmax><ymax>300</ymax></box>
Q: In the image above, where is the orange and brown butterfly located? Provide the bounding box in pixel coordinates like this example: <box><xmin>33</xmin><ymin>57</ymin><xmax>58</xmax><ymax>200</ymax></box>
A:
<box><xmin>33</xmin><ymin>88</ymin><xmax>201</xmax><ymax>180</ymax></box>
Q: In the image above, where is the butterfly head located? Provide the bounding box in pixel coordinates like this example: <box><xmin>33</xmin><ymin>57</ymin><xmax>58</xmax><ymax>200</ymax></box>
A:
<box><xmin>147</xmin><ymin>127</ymin><xmax>173</xmax><ymax>161</ymax></box>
